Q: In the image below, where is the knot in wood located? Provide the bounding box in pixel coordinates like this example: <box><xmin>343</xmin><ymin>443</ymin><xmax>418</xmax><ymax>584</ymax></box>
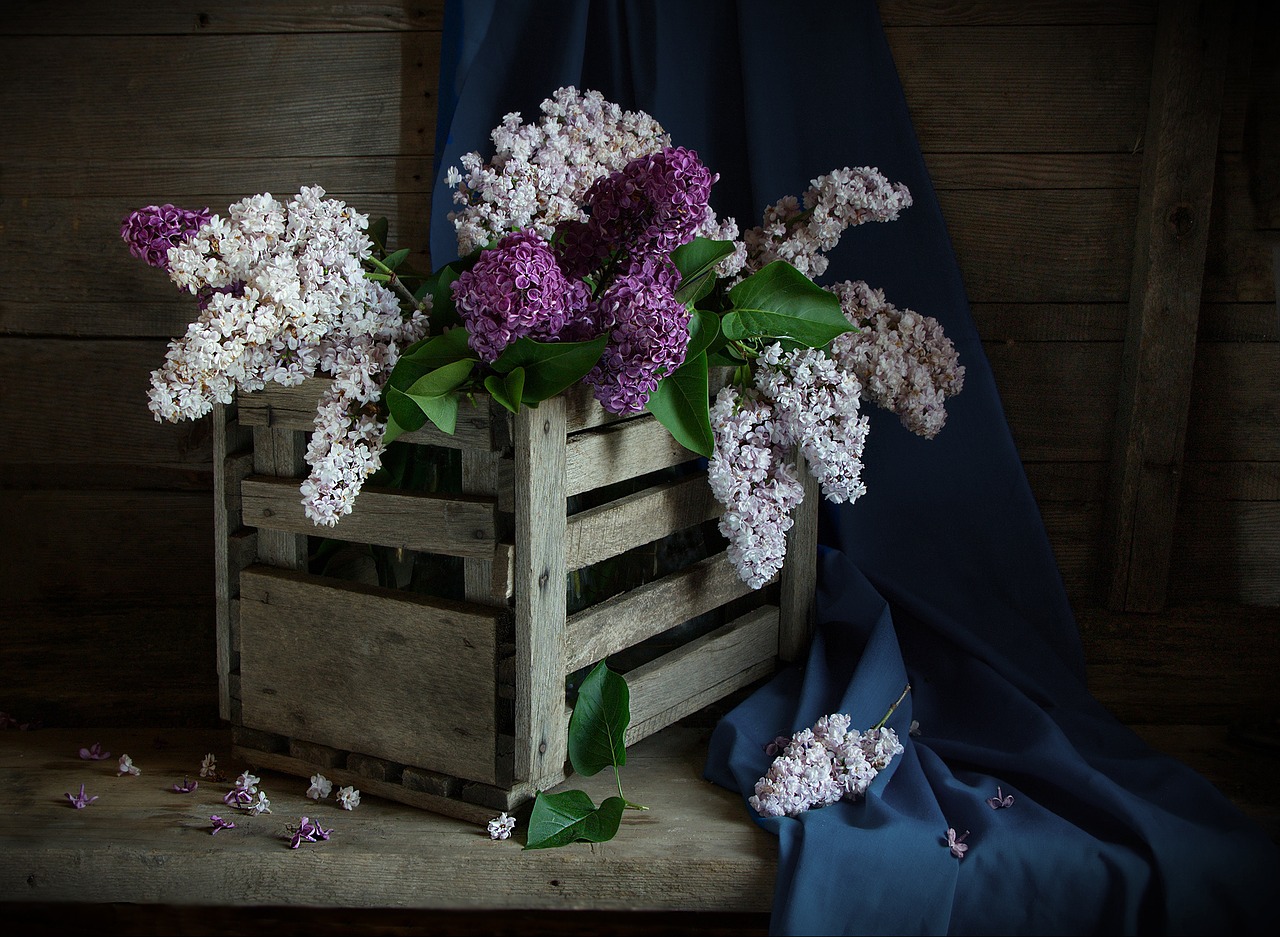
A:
<box><xmin>262</xmin><ymin>508</ymin><xmax>274</xmax><ymax>517</ymax></box>
<box><xmin>1165</xmin><ymin>204</ymin><xmax>1195</xmax><ymax>239</ymax></box>
<box><xmin>538</xmin><ymin>741</ymin><xmax>548</xmax><ymax>755</ymax></box>
<box><xmin>542</xmin><ymin>418</ymin><xmax>551</xmax><ymax>435</ymax></box>
<box><xmin>538</xmin><ymin>568</ymin><xmax>550</xmax><ymax>589</ymax></box>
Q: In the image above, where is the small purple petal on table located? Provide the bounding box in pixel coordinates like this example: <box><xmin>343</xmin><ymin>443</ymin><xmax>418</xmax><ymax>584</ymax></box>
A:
<box><xmin>66</xmin><ymin>784</ymin><xmax>98</xmax><ymax>809</ymax></box>
<box><xmin>79</xmin><ymin>742</ymin><xmax>111</xmax><ymax>761</ymax></box>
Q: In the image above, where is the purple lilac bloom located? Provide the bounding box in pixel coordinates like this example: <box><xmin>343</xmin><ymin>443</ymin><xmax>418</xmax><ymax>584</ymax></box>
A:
<box><xmin>66</xmin><ymin>784</ymin><xmax>98</xmax><ymax>809</ymax></box>
<box><xmin>583</xmin><ymin>146</ymin><xmax>715</xmax><ymax>257</ymax></box>
<box><xmin>120</xmin><ymin>204</ymin><xmax>212</xmax><ymax>271</ymax></box>
<box><xmin>210</xmin><ymin>814</ymin><xmax>236</xmax><ymax>835</ymax></box>
<box><xmin>172</xmin><ymin>776</ymin><xmax>199</xmax><ymax>793</ymax></box>
<box><xmin>79</xmin><ymin>742</ymin><xmax>110</xmax><ymax>760</ymax></box>
<box><xmin>452</xmin><ymin>229</ymin><xmax>592</xmax><ymax>361</ymax></box>
<box><xmin>584</xmin><ymin>256</ymin><xmax>689</xmax><ymax>414</ymax></box>
<box><xmin>288</xmin><ymin>816</ymin><xmax>333</xmax><ymax>848</ymax></box>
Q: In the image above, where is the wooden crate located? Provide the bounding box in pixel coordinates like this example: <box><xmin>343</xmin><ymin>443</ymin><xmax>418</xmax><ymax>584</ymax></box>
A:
<box><xmin>213</xmin><ymin>378</ymin><xmax>818</xmax><ymax>823</ymax></box>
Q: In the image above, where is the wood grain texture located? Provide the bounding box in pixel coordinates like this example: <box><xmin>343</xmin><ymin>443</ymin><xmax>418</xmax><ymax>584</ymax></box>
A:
<box><xmin>1105</xmin><ymin>0</ymin><xmax>1232</xmax><ymax>611</ymax></box>
<box><xmin>876</xmin><ymin>0</ymin><xmax>1155</xmax><ymax>26</ymax></box>
<box><xmin>565</xmin><ymin>553</ymin><xmax>754</xmax><ymax>674</ymax></box>
<box><xmin>512</xmin><ymin>399</ymin><xmax>569</xmax><ymax>787</ymax></box>
<box><xmin>0</xmin><ymin>1</ymin><xmax>444</xmax><ymax>34</ymax></box>
<box><xmin>624</xmin><ymin>607</ymin><xmax>779</xmax><ymax>747</ymax></box>
<box><xmin>249</xmin><ymin>427</ymin><xmax>308</xmax><ymax>570</ymax></box>
<box><xmin>564</xmin><ymin>471</ymin><xmax>722</xmax><ymax>571</ymax></box>
<box><xmin>0</xmin><ymin>727</ymin><xmax>776</xmax><ymax>912</ymax></box>
<box><xmin>241</xmin><ymin>475</ymin><xmax>498</xmax><ymax>558</ymax></box>
<box><xmin>778</xmin><ymin>457</ymin><xmax>819</xmax><ymax>663</ymax></box>
<box><xmin>238</xmin><ymin>565</ymin><xmax>498</xmax><ymax>784</ymax></box>
<box><xmin>213</xmin><ymin>405</ymin><xmax>253</xmax><ymax>720</ymax></box>
<box><xmin>462</xmin><ymin>405</ymin><xmax>508</xmax><ymax>607</ymax></box>
<box><xmin>566</xmin><ymin>416</ymin><xmax>701</xmax><ymax>499</ymax></box>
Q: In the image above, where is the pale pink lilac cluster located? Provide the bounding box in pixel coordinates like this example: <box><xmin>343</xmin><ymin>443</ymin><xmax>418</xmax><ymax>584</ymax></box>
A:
<box><xmin>748</xmin><ymin>713</ymin><xmax>904</xmax><ymax>818</ymax></box>
<box><xmin>447</xmin><ymin>87</ymin><xmax>671</xmax><ymax>254</ymax></box>
<box><xmin>828</xmin><ymin>279</ymin><xmax>965</xmax><ymax>439</ymax></box>
<box><xmin>120</xmin><ymin>203</ymin><xmax>212</xmax><ymax>271</ymax></box>
<box><xmin>755</xmin><ymin>344</ymin><xmax>870</xmax><ymax>504</ymax></box>
<box><xmin>452</xmin><ymin>228</ymin><xmax>591</xmax><ymax>361</ymax></box>
<box><xmin>742</xmin><ymin>167</ymin><xmax>913</xmax><ymax>279</ymax></box>
<box><xmin>147</xmin><ymin>185</ymin><xmax>429</xmax><ymax>526</ymax></box>
<box><xmin>707</xmin><ymin>386</ymin><xmax>807</xmax><ymax>589</ymax></box>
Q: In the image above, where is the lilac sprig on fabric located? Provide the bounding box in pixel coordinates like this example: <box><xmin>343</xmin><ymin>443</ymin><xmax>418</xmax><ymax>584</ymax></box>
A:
<box><xmin>209</xmin><ymin>814</ymin><xmax>236</xmax><ymax>835</ymax></box>
<box><xmin>987</xmin><ymin>786</ymin><xmax>1014</xmax><ymax>809</ymax></box>
<box><xmin>946</xmin><ymin>828</ymin><xmax>970</xmax><ymax>859</ymax></box>
<box><xmin>829</xmin><ymin>279</ymin><xmax>965</xmax><ymax>439</ymax></box>
<box><xmin>66</xmin><ymin>784</ymin><xmax>98</xmax><ymax>809</ymax></box>
<box><xmin>451</xmin><ymin>228</ymin><xmax>590</xmax><ymax>362</ymax></box>
<box><xmin>120</xmin><ymin>204</ymin><xmax>212</xmax><ymax>271</ymax></box>
<box><xmin>749</xmin><ymin>713</ymin><xmax>904</xmax><ymax>818</ymax></box>
<box><xmin>584</xmin><ymin>256</ymin><xmax>690</xmax><ymax>414</ymax></box>
<box><xmin>287</xmin><ymin>816</ymin><xmax>333</xmax><ymax>849</ymax></box>
<box><xmin>79</xmin><ymin>742</ymin><xmax>111</xmax><ymax>761</ymax></box>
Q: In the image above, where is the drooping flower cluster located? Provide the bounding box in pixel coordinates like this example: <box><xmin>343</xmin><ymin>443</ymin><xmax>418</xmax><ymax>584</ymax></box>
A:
<box><xmin>829</xmin><ymin>279</ymin><xmax>965</xmax><ymax>439</ymax></box>
<box><xmin>755</xmin><ymin>344</ymin><xmax>870</xmax><ymax>504</ymax></box>
<box><xmin>707</xmin><ymin>386</ymin><xmax>807</xmax><ymax>589</ymax></box>
<box><xmin>120</xmin><ymin>203</ymin><xmax>212</xmax><ymax>271</ymax></box>
<box><xmin>141</xmin><ymin>185</ymin><xmax>429</xmax><ymax>526</ymax></box>
<box><xmin>447</xmin><ymin>87</ymin><xmax>671</xmax><ymax>254</ymax></box>
<box><xmin>742</xmin><ymin>167</ymin><xmax>913</xmax><ymax>279</ymax></box>
<box><xmin>749</xmin><ymin>713</ymin><xmax>904</xmax><ymax>818</ymax></box>
<box><xmin>452</xmin><ymin>229</ymin><xmax>592</xmax><ymax>361</ymax></box>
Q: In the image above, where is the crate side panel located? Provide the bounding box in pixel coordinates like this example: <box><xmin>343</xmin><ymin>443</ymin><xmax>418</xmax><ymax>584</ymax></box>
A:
<box><xmin>238</xmin><ymin>565</ymin><xmax>498</xmax><ymax>785</ymax></box>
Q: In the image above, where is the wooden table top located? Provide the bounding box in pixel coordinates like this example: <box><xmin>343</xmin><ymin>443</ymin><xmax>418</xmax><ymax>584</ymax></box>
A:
<box><xmin>0</xmin><ymin>727</ymin><xmax>775</xmax><ymax>912</ymax></box>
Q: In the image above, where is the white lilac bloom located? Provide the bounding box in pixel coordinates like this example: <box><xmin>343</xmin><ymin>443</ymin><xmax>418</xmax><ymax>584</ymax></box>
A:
<box><xmin>707</xmin><ymin>385</ymin><xmax>806</xmax><ymax>589</ymax></box>
<box><xmin>149</xmin><ymin>185</ymin><xmax>430</xmax><ymax>526</ymax></box>
<box><xmin>487</xmin><ymin>812</ymin><xmax>517</xmax><ymax>841</ymax></box>
<box><xmin>117</xmin><ymin>754</ymin><xmax>141</xmax><ymax>776</ymax></box>
<box><xmin>234</xmin><ymin>771</ymin><xmax>261</xmax><ymax>794</ymax></box>
<box><xmin>336</xmin><ymin>786</ymin><xmax>361</xmax><ymax>810</ymax></box>
<box><xmin>749</xmin><ymin>714</ymin><xmax>903</xmax><ymax>818</ymax></box>
<box><xmin>828</xmin><ymin>279</ymin><xmax>965</xmax><ymax>439</ymax></box>
<box><xmin>245</xmin><ymin>791</ymin><xmax>272</xmax><ymax>816</ymax></box>
<box><xmin>306</xmin><ymin>773</ymin><xmax>333</xmax><ymax>801</ymax></box>
<box><xmin>199</xmin><ymin>753</ymin><xmax>218</xmax><ymax>778</ymax></box>
<box><xmin>755</xmin><ymin>344</ymin><xmax>870</xmax><ymax>505</ymax></box>
<box><xmin>742</xmin><ymin>166</ymin><xmax>913</xmax><ymax>279</ymax></box>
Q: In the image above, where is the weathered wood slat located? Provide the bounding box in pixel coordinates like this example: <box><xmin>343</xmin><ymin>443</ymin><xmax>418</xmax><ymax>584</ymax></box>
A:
<box><xmin>241</xmin><ymin>475</ymin><xmax>498</xmax><ymax>558</ymax></box>
<box><xmin>1202</xmin><ymin>152</ymin><xmax>1279</xmax><ymax>302</ymax></box>
<box><xmin>885</xmin><ymin>25</ymin><xmax>1151</xmax><ymax>153</ymax></box>
<box><xmin>250</xmin><ymin>427</ymin><xmax>308</xmax><ymax>570</ymax></box>
<box><xmin>462</xmin><ymin>402</ymin><xmax>508</xmax><ymax>607</ymax></box>
<box><xmin>1186</xmin><ymin>343</ymin><xmax>1280</xmax><ymax>460</ymax></box>
<box><xmin>213</xmin><ymin>404</ymin><xmax>253</xmax><ymax>720</ymax></box>
<box><xmin>1170</xmin><ymin>501</ymin><xmax>1280</xmax><ymax>605</ymax></box>
<box><xmin>566</xmin><ymin>415</ymin><xmax>701</xmax><ymax>499</ymax></box>
<box><xmin>238</xmin><ymin>565</ymin><xmax>498</xmax><ymax>784</ymax></box>
<box><xmin>565</xmin><ymin>552</ymin><xmax>755</xmax><ymax>674</ymax></box>
<box><xmin>512</xmin><ymin>399</ymin><xmax>569</xmax><ymax>787</ymax></box>
<box><xmin>0</xmin><ymin>35</ymin><xmax>438</xmax><ymax>159</ymax></box>
<box><xmin>0</xmin><ymin>1</ymin><xmax>444</xmax><ymax>34</ymax></box>
<box><xmin>624</xmin><ymin>606</ymin><xmax>780</xmax><ymax>747</ymax></box>
<box><xmin>925</xmin><ymin>153</ymin><xmax>1140</xmax><ymax>190</ymax></box>
<box><xmin>564</xmin><ymin>471</ymin><xmax>722</xmax><ymax>571</ymax></box>
<box><xmin>234</xmin><ymin>379</ymin><xmax>496</xmax><ymax>450</ymax></box>
<box><xmin>778</xmin><ymin>456</ymin><xmax>819</xmax><ymax>663</ymax></box>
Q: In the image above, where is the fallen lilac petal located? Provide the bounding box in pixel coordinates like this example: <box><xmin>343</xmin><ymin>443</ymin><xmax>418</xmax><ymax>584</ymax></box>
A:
<box><xmin>945</xmin><ymin>827</ymin><xmax>969</xmax><ymax>859</ymax></box>
<box><xmin>173</xmin><ymin>776</ymin><xmax>199</xmax><ymax>793</ymax></box>
<box><xmin>986</xmin><ymin>786</ymin><xmax>1014</xmax><ymax>809</ymax></box>
<box><xmin>79</xmin><ymin>742</ymin><xmax>111</xmax><ymax>761</ymax></box>
<box><xmin>223</xmin><ymin>787</ymin><xmax>253</xmax><ymax>807</ymax></box>
<box><xmin>210</xmin><ymin>814</ymin><xmax>236</xmax><ymax>835</ymax></box>
<box><xmin>66</xmin><ymin>784</ymin><xmax>98</xmax><ymax>809</ymax></box>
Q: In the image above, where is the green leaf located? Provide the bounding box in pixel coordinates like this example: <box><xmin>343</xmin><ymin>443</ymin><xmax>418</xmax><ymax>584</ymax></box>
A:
<box><xmin>391</xmin><ymin>330</ymin><xmax>474</xmax><ymax>390</ymax></box>
<box><xmin>671</xmin><ymin>237</ymin><xmax>735</xmax><ymax>305</ymax></box>
<box><xmin>411</xmin><ymin>391</ymin><xmax>460</xmax><ymax>436</ymax></box>
<box><xmin>725</xmin><ymin>261</ymin><xmax>852</xmax><ymax>347</ymax></box>
<box><xmin>490</xmin><ymin>334</ymin><xmax>609</xmax><ymax>403</ymax></box>
<box><xmin>524</xmin><ymin>791</ymin><xmax>626</xmax><ymax>850</ymax></box>
<box><xmin>398</xmin><ymin>358</ymin><xmax>474</xmax><ymax>435</ymax></box>
<box><xmin>567</xmin><ymin>660</ymin><xmax>630</xmax><ymax>777</ymax></box>
<box><xmin>484</xmin><ymin>366</ymin><xmax>525</xmax><ymax>415</ymax></box>
<box><xmin>384</xmin><ymin>247</ymin><xmax>411</xmax><ymax>270</ymax></box>
<box><xmin>646</xmin><ymin>351</ymin><xmax>713</xmax><ymax>458</ymax></box>
<box><xmin>685</xmin><ymin>307</ymin><xmax>719</xmax><ymax>362</ymax></box>
<box><xmin>383</xmin><ymin>385</ymin><xmax>427</xmax><ymax>443</ymax></box>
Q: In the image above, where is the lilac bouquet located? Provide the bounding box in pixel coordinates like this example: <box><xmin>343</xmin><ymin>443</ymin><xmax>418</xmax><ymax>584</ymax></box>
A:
<box><xmin>127</xmin><ymin>87</ymin><xmax>964</xmax><ymax>589</ymax></box>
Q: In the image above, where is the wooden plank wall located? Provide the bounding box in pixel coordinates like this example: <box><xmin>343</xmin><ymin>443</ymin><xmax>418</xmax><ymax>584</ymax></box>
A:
<box><xmin>0</xmin><ymin>0</ymin><xmax>1274</xmax><ymax>728</ymax></box>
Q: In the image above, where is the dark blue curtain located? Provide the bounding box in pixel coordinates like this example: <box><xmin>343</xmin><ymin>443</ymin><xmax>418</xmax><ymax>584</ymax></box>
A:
<box><xmin>431</xmin><ymin>3</ymin><xmax>1280</xmax><ymax>933</ymax></box>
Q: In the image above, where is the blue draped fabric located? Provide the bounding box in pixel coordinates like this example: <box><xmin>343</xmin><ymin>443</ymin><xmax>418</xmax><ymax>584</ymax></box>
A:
<box><xmin>431</xmin><ymin>2</ymin><xmax>1280</xmax><ymax>932</ymax></box>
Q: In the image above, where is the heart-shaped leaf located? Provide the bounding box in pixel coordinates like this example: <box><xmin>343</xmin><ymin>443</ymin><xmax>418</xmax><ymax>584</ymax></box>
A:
<box><xmin>567</xmin><ymin>660</ymin><xmax>630</xmax><ymax>776</ymax></box>
<box><xmin>524</xmin><ymin>791</ymin><xmax>626</xmax><ymax>850</ymax></box>
<box><xmin>484</xmin><ymin>366</ymin><xmax>525</xmax><ymax>415</ymax></box>
<box><xmin>490</xmin><ymin>335</ymin><xmax>608</xmax><ymax>403</ymax></box>
<box><xmin>725</xmin><ymin>261</ymin><xmax>852</xmax><ymax>347</ymax></box>
<box><xmin>645</xmin><ymin>352</ymin><xmax>713</xmax><ymax>458</ymax></box>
